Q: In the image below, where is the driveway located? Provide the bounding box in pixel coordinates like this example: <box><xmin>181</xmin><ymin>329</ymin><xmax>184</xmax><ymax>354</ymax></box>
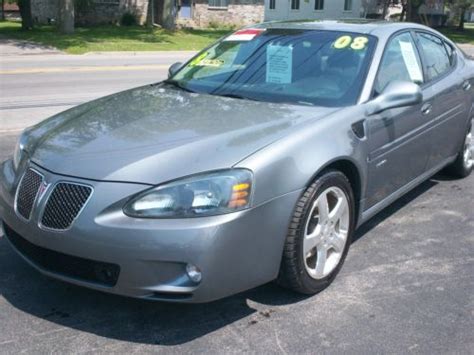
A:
<box><xmin>0</xmin><ymin>38</ymin><xmax>61</xmax><ymax>56</ymax></box>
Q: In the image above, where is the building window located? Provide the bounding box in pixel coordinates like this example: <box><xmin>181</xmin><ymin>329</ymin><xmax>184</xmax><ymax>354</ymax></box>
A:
<box><xmin>269</xmin><ymin>0</ymin><xmax>276</xmax><ymax>10</ymax></box>
<box><xmin>314</xmin><ymin>0</ymin><xmax>324</xmax><ymax>10</ymax></box>
<box><xmin>209</xmin><ymin>0</ymin><xmax>229</xmax><ymax>8</ymax></box>
<box><xmin>344</xmin><ymin>0</ymin><xmax>352</xmax><ymax>11</ymax></box>
<box><xmin>291</xmin><ymin>0</ymin><xmax>300</xmax><ymax>10</ymax></box>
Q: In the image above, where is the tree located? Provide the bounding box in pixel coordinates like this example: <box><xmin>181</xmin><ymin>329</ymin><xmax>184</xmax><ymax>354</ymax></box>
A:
<box><xmin>457</xmin><ymin>0</ymin><xmax>473</xmax><ymax>30</ymax></box>
<box><xmin>17</xmin><ymin>0</ymin><xmax>34</xmax><ymax>30</ymax></box>
<box><xmin>58</xmin><ymin>0</ymin><xmax>74</xmax><ymax>34</ymax></box>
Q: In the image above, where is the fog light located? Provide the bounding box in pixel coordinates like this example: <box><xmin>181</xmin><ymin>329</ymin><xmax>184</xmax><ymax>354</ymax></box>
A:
<box><xmin>186</xmin><ymin>263</ymin><xmax>202</xmax><ymax>283</ymax></box>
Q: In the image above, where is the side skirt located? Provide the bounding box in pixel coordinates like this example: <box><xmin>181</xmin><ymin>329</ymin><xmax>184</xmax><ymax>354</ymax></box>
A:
<box><xmin>357</xmin><ymin>155</ymin><xmax>457</xmax><ymax>228</ymax></box>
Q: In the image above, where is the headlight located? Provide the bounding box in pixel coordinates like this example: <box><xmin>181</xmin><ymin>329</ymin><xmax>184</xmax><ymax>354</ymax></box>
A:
<box><xmin>13</xmin><ymin>135</ymin><xmax>25</xmax><ymax>170</ymax></box>
<box><xmin>123</xmin><ymin>169</ymin><xmax>253</xmax><ymax>218</ymax></box>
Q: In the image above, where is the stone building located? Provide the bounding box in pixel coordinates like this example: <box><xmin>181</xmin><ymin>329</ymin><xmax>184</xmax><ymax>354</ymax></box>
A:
<box><xmin>182</xmin><ymin>0</ymin><xmax>264</xmax><ymax>28</ymax></box>
<box><xmin>30</xmin><ymin>0</ymin><xmax>264</xmax><ymax>27</ymax></box>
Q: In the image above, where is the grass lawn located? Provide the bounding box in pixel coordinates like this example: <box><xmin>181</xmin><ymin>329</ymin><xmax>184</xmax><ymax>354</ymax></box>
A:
<box><xmin>1</xmin><ymin>20</ymin><xmax>472</xmax><ymax>54</ymax></box>
<box><xmin>438</xmin><ymin>23</ymin><xmax>474</xmax><ymax>45</ymax></box>
<box><xmin>0</xmin><ymin>20</ymin><xmax>231</xmax><ymax>54</ymax></box>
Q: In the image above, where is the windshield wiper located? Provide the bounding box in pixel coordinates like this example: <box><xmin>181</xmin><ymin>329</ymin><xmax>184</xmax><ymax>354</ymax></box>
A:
<box><xmin>164</xmin><ymin>80</ymin><xmax>197</xmax><ymax>94</ymax></box>
<box><xmin>217</xmin><ymin>93</ymin><xmax>261</xmax><ymax>102</ymax></box>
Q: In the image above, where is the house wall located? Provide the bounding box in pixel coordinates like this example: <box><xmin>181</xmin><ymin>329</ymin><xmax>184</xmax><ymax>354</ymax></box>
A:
<box><xmin>32</xmin><ymin>0</ymin><xmax>59</xmax><ymax>24</ymax></box>
<box><xmin>192</xmin><ymin>0</ymin><xmax>264</xmax><ymax>27</ymax></box>
<box><xmin>31</xmin><ymin>0</ymin><xmax>148</xmax><ymax>25</ymax></box>
<box><xmin>264</xmin><ymin>0</ymin><xmax>363</xmax><ymax>22</ymax></box>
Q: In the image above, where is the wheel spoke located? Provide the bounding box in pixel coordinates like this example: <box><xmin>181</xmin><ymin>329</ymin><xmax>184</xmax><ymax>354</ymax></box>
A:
<box><xmin>314</xmin><ymin>247</ymin><xmax>328</xmax><ymax>278</ymax></box>
<box><xmin>304</xmin><ymin>229</ymin><xmax>323</xmax><ymax>256</ymax></box>
<box><xmin>317</xmin><ymin>192</ymin><xmax>329</xmax><ymax>224</ymax></box>
<box><xmin>329</xmin><ymin>196</ymin><xmax>347</xmax><ymax>223</ymax></box>
<box><xmin>329</xmin><ymin>233</ymin><xmax>345</xmax><ymax>253</ymax></box>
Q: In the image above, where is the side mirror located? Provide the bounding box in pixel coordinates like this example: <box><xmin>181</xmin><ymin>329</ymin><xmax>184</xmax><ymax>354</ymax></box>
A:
<box><xmin>168</xmin><ymin>62</ymin><xmax>183</xmax><ymax>79</ymax></box>
<box><xmin>366</xmin><ymin>81</ymin><xmax>423</xmax><ymax>116</ymax></box>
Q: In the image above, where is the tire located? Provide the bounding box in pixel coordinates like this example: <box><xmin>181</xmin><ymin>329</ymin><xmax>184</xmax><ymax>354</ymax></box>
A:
<box><xmin>277</xmin><ymin>170</ymin><xmax>355</xmax><ymax>295</ymax></box>
<box><xmin>445</xmin><ymin>125</ymin><xmax>473</xmax><ymax>179</ymax></box>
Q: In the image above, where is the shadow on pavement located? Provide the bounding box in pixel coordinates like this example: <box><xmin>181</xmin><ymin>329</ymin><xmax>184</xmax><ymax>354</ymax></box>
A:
<box><xmin>0</xmin><ymin>176</ymin><xmax>441</xmax><ymax>346</ymax></box>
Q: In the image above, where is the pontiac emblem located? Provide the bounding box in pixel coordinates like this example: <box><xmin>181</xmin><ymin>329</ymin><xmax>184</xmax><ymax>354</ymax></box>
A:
<box><xmin>37</xmin><ymin>181</ymin><xmax>49</xmax><ymax>199</ymax></box>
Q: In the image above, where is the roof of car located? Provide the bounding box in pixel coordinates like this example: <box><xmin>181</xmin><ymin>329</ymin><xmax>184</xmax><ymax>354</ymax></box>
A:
<box><xmin>256</xmin><ymin>19</ymin><xmax>429</xmax><ymax>36</ymax></box>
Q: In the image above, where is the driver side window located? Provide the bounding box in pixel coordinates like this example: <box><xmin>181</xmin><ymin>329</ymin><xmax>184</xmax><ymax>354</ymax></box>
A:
<box><xmin>374</xmin><ymin>32</ymin><xmax>424</xmax><ymax>96</ymax></box>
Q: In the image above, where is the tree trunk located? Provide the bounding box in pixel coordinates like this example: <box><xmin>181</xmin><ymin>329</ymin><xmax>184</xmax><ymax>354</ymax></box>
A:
<box><xmin>18</xmin><ymin>0</ymin><xmax>34</xmax><ymax>30</ymax></box>
<box><xmin>147</xmin><ymin>0</ymin><xmax>155</xmax><ymax>27</ymax></box>
<box><xmin>161</xmin><ymin>0</ymin><xmax>175</xmax><ymax>29</ymax></box>
<box><xmin>458</xmin><ymin>7</ymin><xmax>466</xmax><ymax>31</ymax></box>
<box><xmin>382</xmin><ymin>1</ymin><xmax>390</xmax><ymax>20</ymax></box>
<box><xmin>59</xmin><ymin>0</ymin><xmax>74</xmax><ymax>34</ymax></box>
<box><xmin>400</xmin><ymin>1</ymin><xmax>407</xmax><ymax>21</ymax></box>
<box><xmin>1</xmin><ymin>0</ymin><xmax>5</xmax><ymax>21</ymax></box>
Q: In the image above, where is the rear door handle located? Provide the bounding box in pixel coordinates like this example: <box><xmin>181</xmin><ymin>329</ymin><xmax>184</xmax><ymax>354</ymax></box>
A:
<box><xmin>421</xmin><ymin>103</ymin><xmax>432</xmax><ymax>115</ymax></box>
<box><xmin>463</xmin><ymin>81</ymin><xmax>472</xmax><ymax>91</ymax></box>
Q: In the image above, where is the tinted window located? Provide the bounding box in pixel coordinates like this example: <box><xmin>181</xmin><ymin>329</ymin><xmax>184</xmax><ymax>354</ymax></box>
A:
<box><xmin>374</xmin><ymin>32</ymin><xmax>423</xmax><ymax>95</ymax></box>
<box><xmin>416</xmin><ymin>32</ymin><xmax>451</xmax><ymax>81</ymax></box>
<box><xmin>171</xmin><ymin>29</ymin><xmax>377</xmax><ymax>107</ymax></box>
<box><xmin>315</xmin><ymin>0</ymin><xmax>324</xmax><ymax>10</ymax></box>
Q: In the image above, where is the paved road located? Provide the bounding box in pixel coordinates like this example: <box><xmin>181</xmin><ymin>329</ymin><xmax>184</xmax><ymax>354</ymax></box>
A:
<box><xmin>0</xmin><ymin>51</ymin><xmax>196</xmax><ymax>132</ymax></box>
<box><xmin>0</xmin><ymin>49</ymin><xmax>473</xmax><ymax>353</ymax></box>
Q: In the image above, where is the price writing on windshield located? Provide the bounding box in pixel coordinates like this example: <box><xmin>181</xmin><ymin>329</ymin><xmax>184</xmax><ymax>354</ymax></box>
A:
<box><xmin>333</xmin><ymin>36</ymin><xmax>369</xmax><ymax>50</ymax></box>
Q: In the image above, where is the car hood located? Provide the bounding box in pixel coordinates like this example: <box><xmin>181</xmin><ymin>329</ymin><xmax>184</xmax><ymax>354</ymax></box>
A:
<box><xmin>25</xmin><ymin>84</ymin><xmax>339</xmax><ymax>185</ymax></box>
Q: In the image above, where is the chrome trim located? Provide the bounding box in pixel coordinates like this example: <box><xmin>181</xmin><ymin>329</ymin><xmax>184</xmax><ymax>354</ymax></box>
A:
<box><xmin>38</xmin><ymin>181</ymin><xmax>94</xmax><ymax>233</ymax></box>
<box><xmin>14</xmin><ymin>167</ymin><xmax>45</xmax><ymax>222</ymax></box>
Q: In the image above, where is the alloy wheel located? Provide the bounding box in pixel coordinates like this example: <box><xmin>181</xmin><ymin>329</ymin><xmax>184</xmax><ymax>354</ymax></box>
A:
<box><xmin>303</xmin><ymin>186</ymin><xmax>350</xmax><ymax>280</ymax></box>
<box><xmin>463</xmin><ymin>131</ymin><xmax>473</xmax><ymax>170</ymax></box>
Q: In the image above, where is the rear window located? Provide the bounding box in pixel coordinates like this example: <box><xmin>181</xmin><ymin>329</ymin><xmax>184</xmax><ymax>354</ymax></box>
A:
<box><xmin>170</xmin><ymin>28</ymin><xmax>377</xmax><ymax>107</ymax></box>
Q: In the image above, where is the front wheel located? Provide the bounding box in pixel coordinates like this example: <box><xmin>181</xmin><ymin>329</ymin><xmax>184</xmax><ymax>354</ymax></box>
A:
<box><xmin>445</xmin><ymin>126</ymin><xmax>473</xmax><ymax>178</ymax></box>
<box><xmin>278</xmin><ymin>170</ymin><xmax>355</xmax><ymax>295</ymax></box>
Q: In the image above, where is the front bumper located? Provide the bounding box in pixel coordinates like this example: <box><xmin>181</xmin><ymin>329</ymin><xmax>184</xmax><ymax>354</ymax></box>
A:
<box><xmin>0</xmin><ymin>160</ymin><xmax>301</xmax><ymax>303</ymax></box>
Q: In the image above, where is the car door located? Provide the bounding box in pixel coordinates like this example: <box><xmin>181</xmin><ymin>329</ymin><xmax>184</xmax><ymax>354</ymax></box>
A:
<box><xmin>365</xmin><ymin>31</ymin><xmax>432</xmax><ymax>209</ymax></box>
<box><xmin>414</xmin><ymin>31</ymin><xmax>470</xmax><ymax>169</ymax></box>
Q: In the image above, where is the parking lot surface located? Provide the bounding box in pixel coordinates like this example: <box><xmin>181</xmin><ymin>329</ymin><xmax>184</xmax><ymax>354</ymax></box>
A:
<box><xmin>0</xmin><ymin>134</ymin><xmax>473</xmax><ymax>353</ymax></box>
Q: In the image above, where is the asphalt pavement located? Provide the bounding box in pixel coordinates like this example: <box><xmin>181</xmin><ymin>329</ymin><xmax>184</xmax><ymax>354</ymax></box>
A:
<box><xmin>0</xmin><ymin>50</ymin><xmax>196</xmax><ymax>132</ymax></box>
<box><xmin>0</xmin><ymin>45</ymin><xmax>473</xmax><ymax>353</ymax></box>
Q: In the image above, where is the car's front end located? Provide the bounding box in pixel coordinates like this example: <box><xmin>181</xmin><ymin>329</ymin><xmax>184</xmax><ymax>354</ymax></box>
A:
<box><xmin>0</xmin><ymin>156</ymin><xmax>301</xmax><ymax>302</ymax></box>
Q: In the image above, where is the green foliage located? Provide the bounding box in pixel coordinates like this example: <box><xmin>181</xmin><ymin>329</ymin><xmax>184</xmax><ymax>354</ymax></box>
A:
<box><xmin>207</xmin><ymin>20</ymin><xmax>238</xmax><ymax>31</ymax></box>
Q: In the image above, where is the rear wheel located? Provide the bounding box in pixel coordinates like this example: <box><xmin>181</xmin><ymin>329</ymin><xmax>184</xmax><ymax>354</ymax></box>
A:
<box><xmin>278</xmin><ymin>170</ymin><xmax>355</xmax><ymax>294</ymax></box>
<box><xmin>445</xmin><ymin>126</ymin><xmax>473</xmax><ymax>178</ymax></box>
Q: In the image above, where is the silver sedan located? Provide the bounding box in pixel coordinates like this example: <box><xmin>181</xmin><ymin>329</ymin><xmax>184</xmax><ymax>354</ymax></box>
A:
<box><xmin>1</xmin><ymin>20</ymin><xmax>473</xmax><ymax>302</ymax></box>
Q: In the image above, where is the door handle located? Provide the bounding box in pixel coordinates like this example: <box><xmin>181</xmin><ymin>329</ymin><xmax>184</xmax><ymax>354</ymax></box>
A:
<box><xmin>463</xmin><ymin>81</ymin><xmax>472</xmax><ymax>91</ymax></box>
<box><xmin>421</xmin><ymin>103</ymin><xmax>432</xmax><ymax>115</ymax></box>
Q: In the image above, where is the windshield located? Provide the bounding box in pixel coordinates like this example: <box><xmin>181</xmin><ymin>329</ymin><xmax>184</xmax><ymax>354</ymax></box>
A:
<box><xmin>170</xmin><ymin>28</ymin><xmax>376</xmax><ymax>107</ymax></box>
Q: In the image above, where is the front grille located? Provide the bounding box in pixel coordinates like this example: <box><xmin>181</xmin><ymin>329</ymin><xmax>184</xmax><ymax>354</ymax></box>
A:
<box><xmin>3</xmin><ymin>223</ymin><xmax>120</xmax><ymax>287</ymax></box>
<box><xmin>41</xmin><ymin>183</ymin><xmax>93</xmax><ymax>230</ymax></box>
<box><xmin>16</xmin><ymin>168</ymin><xmax>43</xmax><ymax>220</ymax></box>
